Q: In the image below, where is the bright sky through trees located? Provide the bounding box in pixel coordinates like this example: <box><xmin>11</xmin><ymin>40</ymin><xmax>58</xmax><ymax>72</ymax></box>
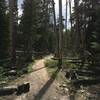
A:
<box><xmin>55</xmin><ymin>0</ymin><xmax>74</xmax><ymax>28</ymax></box>
<box><xmin>18</xmin><ymin>0</ymin><xmax>74</xmax><ymax>28</ymax></box>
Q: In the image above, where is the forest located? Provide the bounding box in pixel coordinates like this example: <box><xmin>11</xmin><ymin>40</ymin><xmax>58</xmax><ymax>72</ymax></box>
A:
<box><xmin>0</xmin><ymin>0</ymin><xmax>100</xmax><ymax>100</ymax></box>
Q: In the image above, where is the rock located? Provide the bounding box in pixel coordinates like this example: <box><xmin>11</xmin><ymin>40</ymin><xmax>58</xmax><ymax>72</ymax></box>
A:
<box><xmin>64</xmin><ymin>88</ymin><xmax>69</xmax><ymax>92</ymax></box>
<box><xmin>8</xmin><ymin>70</ymin><xmax>17</xmax><ymax>76</ymax></box>
<box><xmin>53</xmin><ymin>97</ymin><xmax>57</xmax><ymax>100</ymax></box>
<box><xmin>62</xmin><ymin>84</ymin><xmax>67</xmax><ymax>87</ymax></box>
<box><xmin>63</xmin><ymin>88</ymin><xmax>69</xmax><ymax>94</ymax></box>
<box><xmin>80</xmin><ymin>89</ymin><xmax>85</xmax><ymax>93</ymax></box>
<box><xmin>60</xmin><ymin>84</ymin><xmax>67</xmax><ymax>88</ymax></box>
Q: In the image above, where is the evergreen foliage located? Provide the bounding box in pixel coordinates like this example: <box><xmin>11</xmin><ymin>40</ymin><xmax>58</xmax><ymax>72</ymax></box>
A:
<box><xmin>0</xmin><ymin>0</ymin><xmax>9</xmax><ymax>60</ymax></box>
<box><xmin>17</xmin><ymin>0</ymin><xmax>54</xmax><ymax>61</ymax></box>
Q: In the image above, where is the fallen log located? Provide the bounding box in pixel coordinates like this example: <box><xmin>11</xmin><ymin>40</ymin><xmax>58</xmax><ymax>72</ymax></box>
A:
<box><xmin>0</xmin><ymin>86</ymin><xmax>17</xmax><ymax>96</ymax></box>
<box><xmin>0</xmin><ymin>82</ymin><xmax>30</xmax><ymax>96</ymax></box>
<box><xmin>73</xmin><ymin>77</ymin><xmax>100</xmax><ymax>86</ymax></box>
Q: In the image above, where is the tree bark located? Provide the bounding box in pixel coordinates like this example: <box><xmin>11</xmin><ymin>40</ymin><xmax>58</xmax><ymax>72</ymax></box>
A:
<box><xmin>74</xmin><ymin>0</ymin><xmax>80</xmax><ymax>51</ymax></box>
<box><xmin>58</xmin><ymin>0</ymin><xmax>63</xmax><ymax>66</ymax></box>
<box><xmin>51</xmin><ymin>0</ymin><xmax>58</xmax><ymax>57</ymax></box>
<box><xmin>9</xmin><ymin>0</ymin><xmax>18</xmax><ymax>68</ymax></box>
<box><xmin>65</xmin><ymin>0</ymin><xmax>68</xmax><ymax>29</ymax></box>
<box><xmin>69</xmin><ymin>0</ymin><xmax>72</xmax><ymax>30</ymax></box>
<box><xmin>51</xmin><ymin>0</ymin><xmax>56</xmax><ymax>33</ymax></box>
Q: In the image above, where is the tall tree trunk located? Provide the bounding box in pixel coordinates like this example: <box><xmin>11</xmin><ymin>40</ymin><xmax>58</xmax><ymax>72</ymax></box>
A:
<box><xmin>27</xmin><ymin>0</ymin><xmax>33</xmax><ymax>61</ymax></box>
<box><xmin>64</xmin><ymin>0</ymin><xmax>68</xmax><ymax>55</ymax></box>
<box><xmin>69</xmin><ymin>0</ymin><xmax>72</xmax><ymax>30</ymax></box>
<box><xmin>9</xmin><ymin>0</ymin><xmax>18</xmax><ymax>68</ymax></box>
<box><xmin>23</xmin><ymin>0</ymin><xmax>33</xmax><ymax>61</ymax></box>
<box><xmin>65</xmin><ymin>0</ymin><xmax>68</xmax><ymax>29</ymax></box>
<box><xmin>74</xmin><ymin>0</ymin><xmax>80</xmax><ymax>51</ymax></box>
<box><xmin>58</xmin><ymin>0</ymin><xmax>63</xmax><ymax>66</ymax></box>
<box><xmin>51</xmin><ymin>0</ymin><xmax>56</xmax><ymax>33</ymax></box>
<box><xmin>51</xmin><ymin>0</ymin><xmax>58</xmax><ymax>57</ymax></box>
<box><xmin>69</xmin><ymin>0</ymin><xmax>74</xmax><ymax>53</ymax></box>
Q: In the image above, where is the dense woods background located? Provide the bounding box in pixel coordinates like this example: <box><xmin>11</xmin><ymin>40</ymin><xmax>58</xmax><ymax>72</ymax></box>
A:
<box><xmin>0</xmin><ymin>0</ymin><xmax>100</xmax><ymax>86</ymax></box>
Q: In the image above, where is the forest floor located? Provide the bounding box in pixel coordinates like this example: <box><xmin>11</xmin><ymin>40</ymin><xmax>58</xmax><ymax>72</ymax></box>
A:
<box><xmin>1</xmin><ymin>56</ymin><xmax>69</xmax><ymax>100</ymax></box>
<box><xmin>1</xmin><ymin>56</ymin><xmax>100</xmax><ymax>100</ymax></box>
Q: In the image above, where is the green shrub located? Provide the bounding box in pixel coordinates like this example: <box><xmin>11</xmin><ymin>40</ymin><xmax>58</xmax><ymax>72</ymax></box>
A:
<box><xmin>45</xmin><ymin>59</ymin><xmax>58</xmax><ymax>68</ymax></box>
<box><xmin>45</xmin><ymin>59</ymin><xmax>76</xmax><ymax>76</ymax></box>
<box><xmin>62</xmin><ymin>60</ymin><xmax>76</xmax><ymax>69</ymax></box>
<box><xmin>45</xmin><ymin>59</ymin><xmax>70</xmax><ymax>83</ymax></box>
<box><xmin>45</xmin><ymin>59</ymin><xmax>58</xmax><ymax>76</ymax></box>
<box><xmin>17</xmin><ymin>61</ymin><xmax>34</xmax><ymax>76</ymax></box>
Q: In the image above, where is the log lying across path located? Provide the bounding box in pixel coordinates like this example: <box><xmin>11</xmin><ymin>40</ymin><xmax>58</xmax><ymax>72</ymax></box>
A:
<box><xmin>73</xmin><ymin>77</ymin><xmax>100</xmax><ymax>86</ymax></box>
<box><xmin>0</xmin><ymin>82</ymin><xmax>30</xmax><ymax>96</ymax></box>
<box><xmin>0</xmin><ymin>85</ymin><xmax>17</xmax><ymax>96</ymax></box>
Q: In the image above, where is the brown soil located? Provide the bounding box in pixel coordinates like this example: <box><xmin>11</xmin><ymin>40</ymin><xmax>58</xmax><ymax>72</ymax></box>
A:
<box><xmin>2</xmin><ymin>58</ymin><xmax>69</xmax><ymax>100</ymax></box>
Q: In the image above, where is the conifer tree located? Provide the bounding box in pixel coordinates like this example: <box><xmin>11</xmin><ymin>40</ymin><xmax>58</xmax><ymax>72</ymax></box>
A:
<box><xmin>0</xmin><ymin>0</ymin><xmax>9</xmax><ymax>60</ymax></box>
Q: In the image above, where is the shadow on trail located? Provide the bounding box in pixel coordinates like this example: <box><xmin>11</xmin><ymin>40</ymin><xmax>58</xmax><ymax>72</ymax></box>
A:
<box><xmin>69</xmin><ymin>93</ymin><xmax>76</xmax><ymax>100</ymax></box>
<box><xmin>32</xmin><ymin>66</ymin><xmax>48</xmax><ymax>73</ymax></box>
<box><xmin>69</xmin><ymin>94</ymin><xmax>75</xmax><ymax>100</ymax></box>
<box><xmin>33</xmin><ymin>68</ymin><xmax>60</xmax><ymax>100</ymax></box>
<box><xmin>32</xmin><ymin>65</ymin><xmax>57</xmax><ymax>73</ymax></box>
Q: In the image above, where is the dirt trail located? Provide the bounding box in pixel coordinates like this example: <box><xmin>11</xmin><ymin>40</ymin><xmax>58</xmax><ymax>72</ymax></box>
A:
<box><xmin>3</xmin><ymin>58</ymin><xmax>100</xmax><ymax>100</ymax></box>
<box><xmin>4</xmin><ymin>58</ymin><xmax>69</xmax><ymax>100</ymax></box>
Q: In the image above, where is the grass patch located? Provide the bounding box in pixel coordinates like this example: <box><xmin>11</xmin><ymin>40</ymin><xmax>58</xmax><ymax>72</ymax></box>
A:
<box><xmin>62</xmin><ymin>60</ymin><xmax>77</xmax><ymax>70</ymax></box>
<box><xmin>0</xmin><ymin>67</ymin><xmax>7</xmax><ymax>81</ymax></box>
<box><xmin>45</xmin><ymin>59</ymin><xmax>77</xmax><ymax>83</ymax></box>
<box><xmin>45</xmin><ymin>59</ymin><xmax>58</xmax><ymax>76</ymax></box>
<box><xmin>16</xmin><ymin>61</ymin><xmax>34</xmax><ymax>77</ymax></box>
<box><xmin>0</xmin><ymin>60</ymin><xmax>34</xmax><ymax>85</ymax></box>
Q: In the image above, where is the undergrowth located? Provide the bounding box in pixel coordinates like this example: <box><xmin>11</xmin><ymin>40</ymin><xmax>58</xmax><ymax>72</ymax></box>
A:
<box><xmin>0</xmin><ymin>60</ymin><xmax>34</xmax><ymax>84</ymax></box>
<box><xmin>45</xmin><ymin>59</ymin><xmax>76</xmax><ymax>83</ymax></box>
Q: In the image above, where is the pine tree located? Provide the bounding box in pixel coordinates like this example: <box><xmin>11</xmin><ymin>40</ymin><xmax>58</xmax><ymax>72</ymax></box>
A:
<box><xmin>58</xmin><ymin>0</ymin><xmax>63</xmax><ymax>66</ymax></box>
<box><xmin>20</xmin><ymin>0</ymin><xmax>53</xmax><ymax>60</ymax></box>
<box><xmin>9</xmin><ymin>0</ymin><xmax>18</xmax><ymax>67</ymax></box>
<box><xmin>0</xmin><ymin>0</ymin><xmax>9</xmax><ymax>60</ymax></box>
<box><xmin>20</xmin><ymin>0</ymin><xmax>44</xmax><ymax>61</ymax></box>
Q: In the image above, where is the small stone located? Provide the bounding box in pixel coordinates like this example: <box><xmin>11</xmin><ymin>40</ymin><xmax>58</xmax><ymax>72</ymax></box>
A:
<box><xmin>62</xmin><ymin>84</ymin><xmax>67</xmax><ymax>87</ymax></box>
<box><xmin>53</xmin><ymin>97</ymin><xmax>57</xmax><ymax>100</ymax></box>
<box><xmin>64</xmin><ymin>88</ymin><xmax>69</xmax><ymax>92</ymax></box>
<box><xmin>80</xmin><ymin>90</ymin><xmax>85</xmax><ymax>93</ymax></box>
<box><xmin>8</xmin><ymin>70</ymin><xmax>17</xmax><ymax>76</ymax></box>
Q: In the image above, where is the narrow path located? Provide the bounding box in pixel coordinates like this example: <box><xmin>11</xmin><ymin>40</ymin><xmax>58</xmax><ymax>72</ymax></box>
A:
<box><xmin>4</xmin><ymin>58</ymin><xmax>69</xmax><ymax>100</ymax></box>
